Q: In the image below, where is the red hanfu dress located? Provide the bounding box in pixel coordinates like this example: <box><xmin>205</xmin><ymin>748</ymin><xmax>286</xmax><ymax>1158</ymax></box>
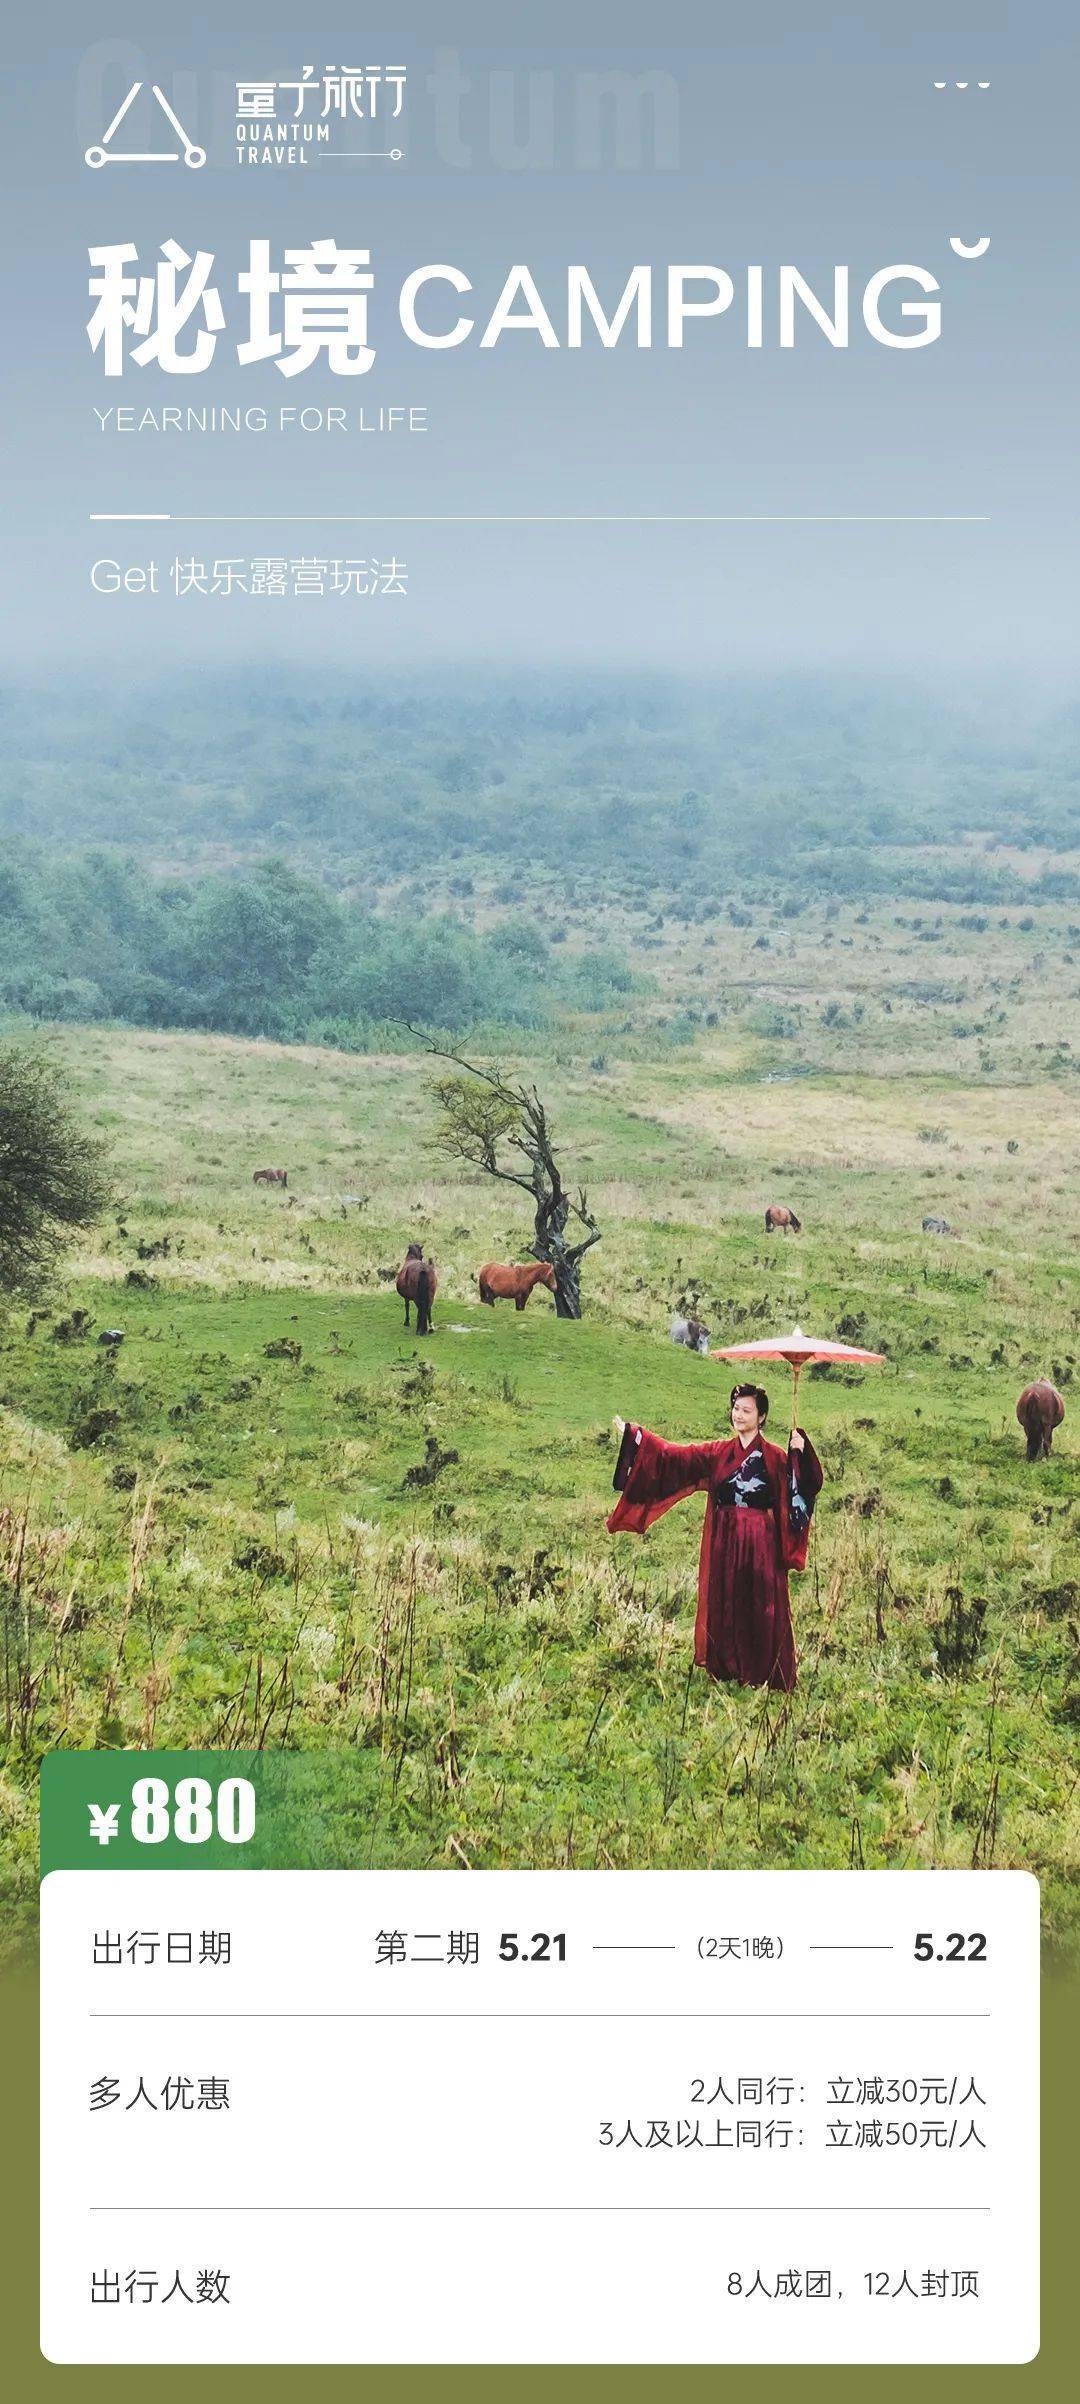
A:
<box><xmin>607</xmin><ymin>1423</ymin><xmax>824</xmax><ymax>1693</ymax></box>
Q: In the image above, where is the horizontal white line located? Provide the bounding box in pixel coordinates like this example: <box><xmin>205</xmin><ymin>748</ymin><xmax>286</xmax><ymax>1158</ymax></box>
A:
<box><xmin>88</xmin><ymin>2009</ymin><xmax>992</xmax><ymax>2020</ymax></box>
<box><xmin>89</xmin><ymin>2203</ymin><xmax>992</xmax><ymax>2214</ymax></box>
<box><xmin>88</xmin><ymin>513</ymin><xmax>991</xmax><ymax>525</ymax></box>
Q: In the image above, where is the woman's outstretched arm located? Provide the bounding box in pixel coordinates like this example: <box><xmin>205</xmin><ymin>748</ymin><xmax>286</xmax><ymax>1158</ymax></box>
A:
<box><xmin>608</xmin><ymin>1420</ymin><xmax>721</xmax><ymax>1534</ymax></box>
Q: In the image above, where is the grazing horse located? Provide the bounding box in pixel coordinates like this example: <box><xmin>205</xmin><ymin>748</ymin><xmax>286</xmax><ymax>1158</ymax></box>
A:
<box><xmin>764</xmin><ymin>1204</ymin><xmax>801</xmax><ymax>1234</ymax></box>
<box><xmin>478</xmin><ymin>1261</ymin><xmax>557</xmax><ymax>1311</ymax></box>
<box><xmin>253</xmin><ymin>1167</ymin><xmax>288</xmax><ymax>1188</ymax></box>
<box><xmin>922</xmin><ymin>1214</ymin><xmax>953</xmax><ymax>1236</ymax></box>
<box><xmin>396</xmin><ymin>1242</ymin><xmax>437</xmax><ymax>1335</ymax></box>
<box><xmin>1016</xmin><ymin>1381</ymin><xmax>1065</xmax><ymax>1461</ymax></box>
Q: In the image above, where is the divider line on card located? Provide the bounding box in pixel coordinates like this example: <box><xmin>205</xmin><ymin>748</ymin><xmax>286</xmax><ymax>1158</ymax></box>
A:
<box><xmin>87</xmin><ymin>2008</ymin><xmax>993</xmax><ymax>2020</ymax></box>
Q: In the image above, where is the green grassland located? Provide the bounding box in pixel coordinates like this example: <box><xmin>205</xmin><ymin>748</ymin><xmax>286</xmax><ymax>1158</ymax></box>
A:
<box><xmin>2</xmin><ymin>966</ymin><xmax>1078</xmax><ymax>1964</ymax></box>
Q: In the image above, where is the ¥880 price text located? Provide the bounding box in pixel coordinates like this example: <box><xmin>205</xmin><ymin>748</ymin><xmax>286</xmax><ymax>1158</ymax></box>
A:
<box><xmin>90</xmin><ymin>1777</ymin><xmax>256</xmax><ymax>1847</ymax></box>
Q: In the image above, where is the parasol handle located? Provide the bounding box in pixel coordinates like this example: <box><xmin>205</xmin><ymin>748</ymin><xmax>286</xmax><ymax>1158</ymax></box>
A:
<box><xmin>790</xmin><ymin>1358</ymin><xmax>803</xmax><ymax>1439</ymax></box>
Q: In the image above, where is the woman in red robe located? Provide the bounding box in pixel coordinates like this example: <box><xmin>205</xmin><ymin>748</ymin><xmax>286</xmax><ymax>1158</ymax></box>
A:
<box><xmin>607</xmin><ymin>1383</ymin><xmax>823</xmax><ymax>1693</ymax></box>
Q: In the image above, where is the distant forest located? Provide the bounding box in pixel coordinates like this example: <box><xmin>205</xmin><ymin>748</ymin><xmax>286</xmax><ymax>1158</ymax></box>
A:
<box><xmin>1</xmin><ymin>669</ymin><xmax>1077</xmax><ymax>1043</ymax></box>
<box><xmin>0</xmin><ymin>851</ymin><xmax>649</xmax><ymax>1041</ymax></box>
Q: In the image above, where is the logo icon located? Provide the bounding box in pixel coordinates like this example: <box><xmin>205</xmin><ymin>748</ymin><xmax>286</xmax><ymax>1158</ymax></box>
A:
<box><xmin>85</xmin><ymin>81</ymin><xmax>206</xmax><ymax>170</ymax></box>
<box><xmin>87</xmin><ymin>1802</ymin><xmax>122</xmax><ymax>1846</ymax></box>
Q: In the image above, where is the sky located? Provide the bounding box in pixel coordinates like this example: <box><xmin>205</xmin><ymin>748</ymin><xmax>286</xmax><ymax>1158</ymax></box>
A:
<box><xmin>2</xmin><ymin>1</ymin><xmax>1077</xmax><ymax>678</ymax></box>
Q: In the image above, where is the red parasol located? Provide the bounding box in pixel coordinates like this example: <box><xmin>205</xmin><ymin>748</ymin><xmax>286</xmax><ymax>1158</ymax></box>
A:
<box><xmin>712</xmin><ymin>1324</ymin><xmax>886</xmax><ymax>1431</ymax></box>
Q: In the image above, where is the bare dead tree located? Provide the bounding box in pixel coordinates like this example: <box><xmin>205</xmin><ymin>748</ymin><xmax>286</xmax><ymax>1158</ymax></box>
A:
<box><xmin>410</xmin><ymin>1032</ymin><xmax>602</xmax><ymax>1318</ymax></box>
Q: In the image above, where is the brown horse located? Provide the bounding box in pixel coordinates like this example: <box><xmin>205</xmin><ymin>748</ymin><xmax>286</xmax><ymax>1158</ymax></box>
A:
<box><xmin>1016</xmin><ymin>1381</ymin><xmax>1065</xmax><ymax>1460</ymax></box>
<box><xmin>478</xmin><ymin>1261</ymin><xmax>557</xmax><ymax>1311</ymax></box>
<box><xmin>764</xmin><ymin>1204</ymin><xmax>801</xmax><ymax>1234</ymax></box>
<box><xmin>253</xmin><ymin>1167</ymin><xmax>288</xmax><ymax>1188</ymax></box>
<box><xmin>396</xmin><ymin>1242</ymin><xmax>437</xmax><ymax>1335</ymax></box>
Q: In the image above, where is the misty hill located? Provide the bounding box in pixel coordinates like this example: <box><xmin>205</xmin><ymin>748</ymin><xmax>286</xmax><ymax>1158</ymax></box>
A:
<box><xmin>1</xmin><ymin>669</ymin><xmax>1077</xmax><ymax>901</ymax></box>
<box><xmin>1</xmin><ymin>669</ymin><xmax>1077</xmax><ymax>1059</ymax></box>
